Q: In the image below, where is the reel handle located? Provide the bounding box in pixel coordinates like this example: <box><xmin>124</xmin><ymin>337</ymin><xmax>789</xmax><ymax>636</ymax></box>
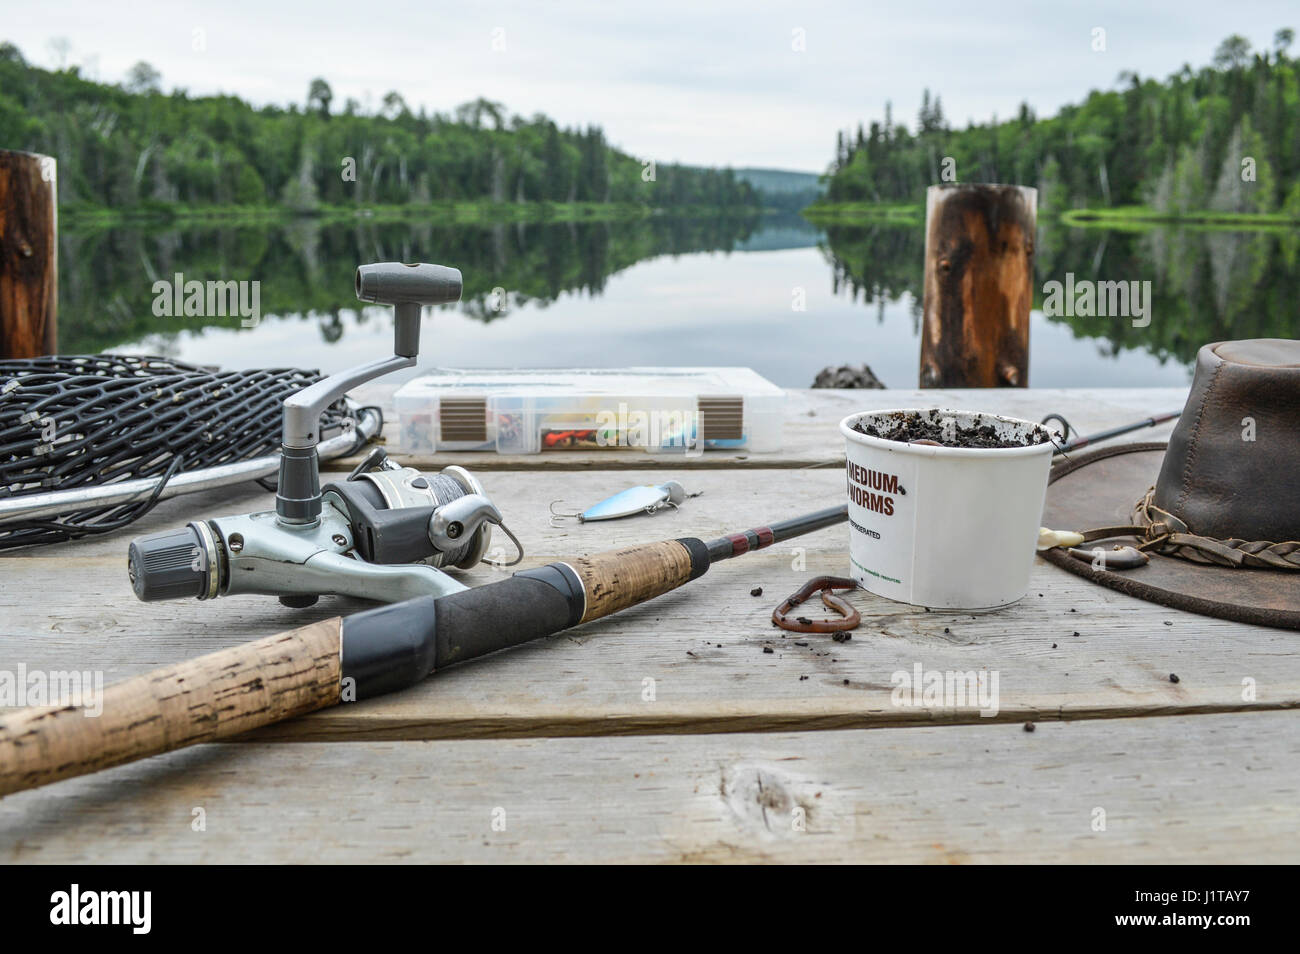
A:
<box><xmin>277</xmin><ymin>262</ymin><xmax>463</xmax><ymax>524</ymax></box>
<box><xmin>355</xmin><ymin>261</ymin><xmax>462</xmax><ymax>357</ymax></box>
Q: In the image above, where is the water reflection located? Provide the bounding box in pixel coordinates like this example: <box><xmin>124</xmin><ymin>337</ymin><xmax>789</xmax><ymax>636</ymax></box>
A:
<box><xmin>823</xmin><ymin>220</ymin><xmax>1300</xmax><ymax>367</ymax></box>
<box><xmin>58</xmin><ymin>213</ymin><xmax>763</xmax><ymax>353</ymax></box>
<box><xmin>63</xmin><ymin>212</ymin><xmax>1299</xmax><ymax>387</ymax></box>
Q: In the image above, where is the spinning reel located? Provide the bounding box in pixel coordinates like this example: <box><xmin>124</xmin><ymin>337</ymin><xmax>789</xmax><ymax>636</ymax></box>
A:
<box><xmin>127</xmin><ymin>262</ymin><xmax>522</xmax><ymax>608</ymax></box>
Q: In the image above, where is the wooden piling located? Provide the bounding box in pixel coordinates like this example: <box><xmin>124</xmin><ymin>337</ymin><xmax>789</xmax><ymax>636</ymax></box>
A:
<box><xmin>919</xmin><ymin>184</ymin><xmax>1035</xmax><ymax>388</ymax></box>
<box><xmin>0</xmin><ymin>149</ymin><xmax>58</xmax><ymax>359</ymax></box>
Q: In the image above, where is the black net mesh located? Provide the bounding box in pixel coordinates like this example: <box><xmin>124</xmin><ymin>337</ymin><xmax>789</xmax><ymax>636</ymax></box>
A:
<box><xmin>0</xmin><ymin>354</ymin><xmax>374</xmax><ymax>548</ymax></box>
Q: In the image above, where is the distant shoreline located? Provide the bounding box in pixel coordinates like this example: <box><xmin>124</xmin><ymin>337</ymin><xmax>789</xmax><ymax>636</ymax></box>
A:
<box><xmin>800</xmin><ymin>202</ymin><xmax>922</xmax><ymax>225</ymax></box>
<box><xmin>1058</xmin><ymin>206</ymin><xmax>1300</xmax><ymax>230</ymax></box>
<box><xmin>58</xmin><ymin>201</ymin><xmax>763</xmax><ymax>229</ymax></box>
<box><xmin>58</xmin><ymin>199</ymin><xmax>1300</xmax><ymax>232</ymax></box>
<box><xmin>803</xmin><ymin>201</ymin><xmax>1300</xmax><ymax>231</ymax></box>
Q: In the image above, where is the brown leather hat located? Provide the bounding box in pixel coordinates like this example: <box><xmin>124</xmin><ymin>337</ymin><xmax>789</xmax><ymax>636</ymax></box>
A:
<box><xmin>1041</xmin><ymin>339</ymin><xmax>1300</xmax><ymax>629</ymax></box>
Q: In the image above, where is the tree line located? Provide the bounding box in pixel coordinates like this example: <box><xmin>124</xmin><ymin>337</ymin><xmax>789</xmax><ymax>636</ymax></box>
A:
<box><xmin>0</xmin><ymin>44</ymin><xmax>759</xmax><ymax>213</ymax></box>
<box><xmin>823</xmin><ymin>31</ymin><xmax>1300</xmax><ymax>218</ymax></box>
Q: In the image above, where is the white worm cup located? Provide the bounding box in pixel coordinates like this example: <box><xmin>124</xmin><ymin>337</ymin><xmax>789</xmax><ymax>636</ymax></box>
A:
<box><xmin>839</xmin><ymin>409</ymin><xmax>1057</xmax><ymax>609</ymax></box>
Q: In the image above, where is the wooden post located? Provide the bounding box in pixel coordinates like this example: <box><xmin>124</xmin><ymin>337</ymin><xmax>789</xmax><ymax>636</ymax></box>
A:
<box><xmin>0</xmin><ymin>149</ymin><xmax>58</xmax><ymax>358</ymax></box>
<box><xmin>919</xmin><ymin>183</ymin><xmax>1035</xmax><ymax>388</ymax></box>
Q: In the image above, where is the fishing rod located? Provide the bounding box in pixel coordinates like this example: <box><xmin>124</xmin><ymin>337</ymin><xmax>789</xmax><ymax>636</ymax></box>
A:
<box><xmin>0</xmin><ymin>503</ymin><xmax>848</xmax><ymax>797</ymax></box>
<box><xmin>1045</xmin><ymin>411</ymin><xmax>1181</xmax><ymax>454</ymax></box>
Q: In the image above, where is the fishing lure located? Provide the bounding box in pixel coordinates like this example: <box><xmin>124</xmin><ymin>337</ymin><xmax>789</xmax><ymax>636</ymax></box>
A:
<box><xmin>550</xmin><ymin>480</ymin><xmax>701</xmax><ymax>524</ymax></box>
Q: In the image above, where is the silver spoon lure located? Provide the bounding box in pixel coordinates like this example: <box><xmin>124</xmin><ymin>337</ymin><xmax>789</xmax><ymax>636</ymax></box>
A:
<box><xmin>550</xmin><ymin>480</ymin><xmax>701</xmax><ymax>524</ymax></box>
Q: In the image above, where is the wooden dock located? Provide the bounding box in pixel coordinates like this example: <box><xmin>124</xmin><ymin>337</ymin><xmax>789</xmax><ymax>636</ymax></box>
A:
<box><xmin>2</xmin><ymin>386</ymin><xmax>1297</xmax><ymax>863</ymax></box>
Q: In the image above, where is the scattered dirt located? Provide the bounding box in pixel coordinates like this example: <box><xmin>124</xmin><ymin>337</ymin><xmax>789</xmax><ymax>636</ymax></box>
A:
<box><xmin>750</xmin><ymin>586</ymin><xmax>763</xmax><ymax>597</ymax></box>
<box><xmin>1169</xmin><ymin>673</ymin><xmax>1180</xmax><ymax>683</ymax></box>
<box><xmin>1023</xmin><ymin>722</ymin><xmax>1036</xmax><ymax>732</ymax></box>
<box><xmin>852</xmin><ymin>409</ymin><xmax>1049</xmax><ymax>448</ymax></box>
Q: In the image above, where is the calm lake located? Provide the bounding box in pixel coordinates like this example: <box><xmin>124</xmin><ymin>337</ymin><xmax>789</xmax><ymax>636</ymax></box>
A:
<box><xmin>60</xmin><ymin>213</ymin><xmax>1300</xmax><ymax>389</ymax></box>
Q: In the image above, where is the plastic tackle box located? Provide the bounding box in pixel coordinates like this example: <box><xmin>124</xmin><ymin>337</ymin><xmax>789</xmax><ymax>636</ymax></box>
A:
<box><xmin>393</xmin><ymin>367</ymin><xmax>785</xmax><ymax>455</ymax></box>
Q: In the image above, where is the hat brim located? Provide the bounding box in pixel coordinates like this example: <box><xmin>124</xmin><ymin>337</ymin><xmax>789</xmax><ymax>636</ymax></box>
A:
<box><xmin>1041</xmin><ymin>441</ymin><xmax>1300</xmax><ymax>630</ymax></box>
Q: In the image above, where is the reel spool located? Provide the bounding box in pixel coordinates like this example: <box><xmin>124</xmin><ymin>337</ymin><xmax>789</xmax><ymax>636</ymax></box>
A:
<box><xmin>345</xmin><ymin>463</ymin><xmax>493</xmax><ymax>569</ymax></box>
<box><xmin>323</xmin><ymin>453</ymin><xmax>522</xmax><ymax>573</ymax></box>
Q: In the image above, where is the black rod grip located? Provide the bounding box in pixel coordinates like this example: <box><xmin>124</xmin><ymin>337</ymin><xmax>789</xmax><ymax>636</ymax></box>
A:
<box><xmin>339</xmin><ymin>564</ymin><xmax>584</xmax><ymax>699</ymax></box>
<box><xmin>435</xmin><ymin>564</ymin><xmax>584</xmax><ymax>666</ymax></box>
<box><xmin>339</xmin><ymin>539</ymin><xmax>711</xmax><ymax>701</ymax></box>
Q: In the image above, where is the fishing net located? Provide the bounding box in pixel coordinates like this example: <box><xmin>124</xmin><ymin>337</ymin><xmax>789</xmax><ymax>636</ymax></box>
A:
<box><xmin>0</xmin><ymin>354</ymin><xmax>376</xmax><ymax>549</ymax></box>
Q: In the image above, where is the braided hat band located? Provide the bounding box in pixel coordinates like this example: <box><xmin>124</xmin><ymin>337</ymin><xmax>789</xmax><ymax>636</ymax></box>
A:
<box><xmin>1130</xmin><ymin>487</ymin><xmax>1300</xmax><ymax>570</ymax></box>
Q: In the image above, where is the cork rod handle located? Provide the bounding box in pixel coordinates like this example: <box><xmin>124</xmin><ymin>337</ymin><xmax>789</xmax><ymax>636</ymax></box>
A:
<box><xmin>568</xmin><ymin>539</ymin><xmax>701</xmax><ymax>624</ymax></box>
<box><xmin>0</xmin><ymin>618</ymin><xmax>343</xmax><ymax>797</ymax></box>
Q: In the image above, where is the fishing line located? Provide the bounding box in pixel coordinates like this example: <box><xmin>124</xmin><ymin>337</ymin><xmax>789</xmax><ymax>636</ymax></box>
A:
<box><xmin>424</xmin><ymin>471</ymin><xmax>482</xmax><ymax>567</ymax></box>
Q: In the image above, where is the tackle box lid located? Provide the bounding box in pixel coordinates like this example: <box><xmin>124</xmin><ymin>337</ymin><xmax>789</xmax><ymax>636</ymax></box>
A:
<box><xmin>394</xmin><ymin>366</ymin><xmax>784</xmax><ymax>397</ymax></box>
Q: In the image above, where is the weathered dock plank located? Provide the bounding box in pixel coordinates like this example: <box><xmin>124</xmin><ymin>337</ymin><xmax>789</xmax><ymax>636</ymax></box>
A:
<box><xmin>2</xmin><ymin>712</ymin><xmax>1294</xmax><ymax>863</ymax></box>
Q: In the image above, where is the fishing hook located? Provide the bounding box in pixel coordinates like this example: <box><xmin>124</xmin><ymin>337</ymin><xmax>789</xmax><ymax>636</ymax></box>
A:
<box><xmin>549</xmin><ymin>500</ymin><xmax>583</xmax><ymax>526</ymax></box>
<box><xmin>1040</xmin><ymin>412</ymin><xmax>1074</xmax><ymax>440</ymax></box>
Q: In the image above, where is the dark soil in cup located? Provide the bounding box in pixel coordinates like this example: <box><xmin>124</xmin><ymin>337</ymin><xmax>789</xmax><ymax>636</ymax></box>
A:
<box><xmin>853</xmin><ymin>409</ymin><xmax>1049</xmax><ymax>448</ymax></box>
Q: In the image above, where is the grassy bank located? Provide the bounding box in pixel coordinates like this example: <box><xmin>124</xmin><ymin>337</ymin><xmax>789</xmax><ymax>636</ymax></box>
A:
<box><xmin>1059</xmin><ymin>205</ymin><xmax>1300</xmax><ymax>231</ymax></box>
<box><xmin>803</xmin><ymin>200</ymin><xmax>1300</xmax><ymax>232</ymax></box>
<box><xmin>800</xmin><ymin>201</ymin><xmax>922</xmax><ymax>225</ymax></box>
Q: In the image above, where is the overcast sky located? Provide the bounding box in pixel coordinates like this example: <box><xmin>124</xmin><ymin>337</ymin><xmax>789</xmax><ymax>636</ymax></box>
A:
<box><xmin>5</xmin><ymin>1</ymin><xmax>1294</xmax><ymax>171</ymax></box>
